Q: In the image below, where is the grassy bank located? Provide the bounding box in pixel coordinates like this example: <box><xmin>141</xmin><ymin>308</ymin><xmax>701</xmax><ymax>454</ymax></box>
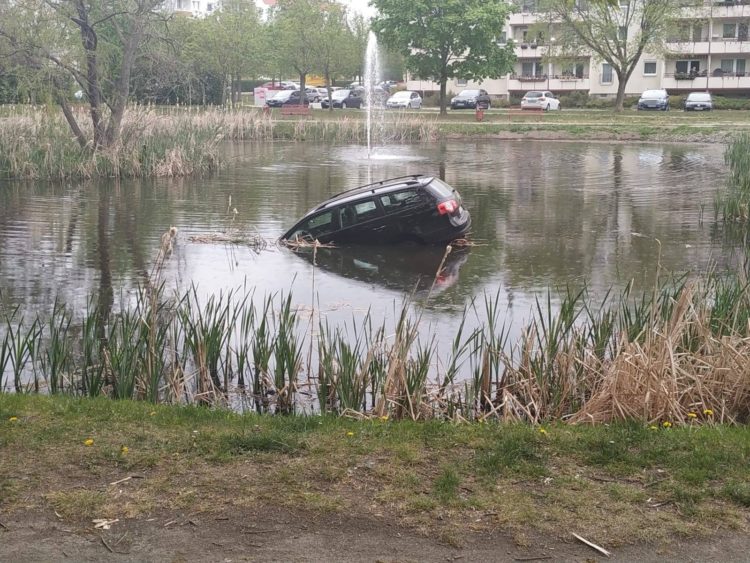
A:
<box><xmin>1</xmin><ymin>104</ymin><xmax>748</xmax><ymax>179</ymax></box>
<box><xmin>1</xmin><ymin>394</ymin><xmax>748</xmax><ymax>546</ymax></box>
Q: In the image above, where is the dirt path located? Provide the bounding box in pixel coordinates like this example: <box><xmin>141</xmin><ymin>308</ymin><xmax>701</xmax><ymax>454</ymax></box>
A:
<box><xmin>1</xmin><ymin>507</ymin><xmax>747</xmax><ymax>562</ymax></box>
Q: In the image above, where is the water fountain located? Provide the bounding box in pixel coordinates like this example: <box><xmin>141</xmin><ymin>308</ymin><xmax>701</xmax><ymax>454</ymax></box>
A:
<box><xmin>363</xmin><ymin>30</ymin><xmax>383</xmax><ymax>160</ymax></box>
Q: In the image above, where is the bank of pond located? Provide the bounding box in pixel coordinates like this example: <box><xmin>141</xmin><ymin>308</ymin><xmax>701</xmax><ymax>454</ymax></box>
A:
<box><xmin>0</xmin><ymin>105</ymin><xmax>744</xmax><ymax>180</ymax></box>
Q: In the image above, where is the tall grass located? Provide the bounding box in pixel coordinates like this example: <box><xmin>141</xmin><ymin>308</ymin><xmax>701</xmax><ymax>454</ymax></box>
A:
<box><xmin>1</xmin><ymin>267</ymin><xmax>750</xmax><ymax>424</ymax></box>
<box><xmin>0</xmin><ymin>105</ymin><xmax>438</xmax><ymax>180</ymax></box>
<box><xmin>717</xmin><ymin>133</ymin><xmax>750</xmax><ymax>223</ymax></box>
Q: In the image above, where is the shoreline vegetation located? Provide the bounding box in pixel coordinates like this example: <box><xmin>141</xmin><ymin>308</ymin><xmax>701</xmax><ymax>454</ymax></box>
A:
<box><xmin>1</xmin><ymin>104</ymin><xmax>748</xmax><ymax>180</ymax></box>
<box><xmin>1</xmin><ymin>250</ymin><xmax>750</xmax><ymax>426</ymax></box>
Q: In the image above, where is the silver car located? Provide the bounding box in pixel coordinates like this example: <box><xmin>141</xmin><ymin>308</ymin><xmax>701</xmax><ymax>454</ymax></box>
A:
<box><xmin>386</xmin><ymin>91</ymin><xmax>423</xmax><ymax>109</ymax></box>
<box><xmin>684</xmin><ymin>92</ymin><xmax>713</xmax><ymax>111</ymax></box>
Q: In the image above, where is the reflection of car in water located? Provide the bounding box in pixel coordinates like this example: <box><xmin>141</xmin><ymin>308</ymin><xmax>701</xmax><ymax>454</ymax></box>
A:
<box><xmin>292</xmin><ymin>243</ymin><xmax>471</xmax><ymax>295</ymax></box>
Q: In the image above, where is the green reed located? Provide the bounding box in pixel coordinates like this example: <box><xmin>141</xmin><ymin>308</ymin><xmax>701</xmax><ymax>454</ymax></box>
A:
<box><xmin>272</xmin><ymin>293</ymin><xmax>303</xmax><ymax>414</ymax></box>
<box><xmin>717</xmin><ymin>133</ymin><xmax>750</xmax><ymax>223</ymax></box>
<box><xmin>38</xmin><ymin>300</ymin><xmax>72</xmax><ymax>395</ymax></box>
<box><xmin>2</xmin><ymin>271</ymin><xmax>750</xmax><ymax>424</ymax></box>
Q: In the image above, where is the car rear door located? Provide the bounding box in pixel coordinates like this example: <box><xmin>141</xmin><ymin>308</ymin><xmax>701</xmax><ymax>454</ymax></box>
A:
<box><xmin>334</xmin><ymin>198</ymin><xmax>387</xmax><ymax>243</ymax></box>
<box><xmin>377</xmin><ymin>188</ymin><xmax>433</xmax><ymax>242</ymax></box>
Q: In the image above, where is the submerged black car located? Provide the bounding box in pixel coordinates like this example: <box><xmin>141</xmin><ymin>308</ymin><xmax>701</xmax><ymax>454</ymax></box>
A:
<box><xmin>281</xmin><ymin>175</ymin><xmax>471</xmax><ymax>245</ymax></box>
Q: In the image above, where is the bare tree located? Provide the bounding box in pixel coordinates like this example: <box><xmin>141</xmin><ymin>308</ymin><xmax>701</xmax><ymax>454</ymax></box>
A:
<box><xmin>0</xmin><ymin>0</ymin><xmax>169</xmax><ymax>149</ymax></box>
<box><xmin>538</xmin><ymin>0</ymin><xmax>676</xmax><ymax>111</ymax></box>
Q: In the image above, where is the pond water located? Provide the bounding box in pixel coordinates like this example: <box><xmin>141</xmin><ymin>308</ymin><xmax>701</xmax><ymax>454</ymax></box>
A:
<box><xmin>0</xmin><ymin>140</ymin><xmax>734</xmax><ymax>349</ymax></box>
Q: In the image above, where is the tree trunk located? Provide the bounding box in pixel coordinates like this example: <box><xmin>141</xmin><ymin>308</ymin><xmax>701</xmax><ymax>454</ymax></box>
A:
<box><xmin>53</xmin><ymin>76</ymin><xmax>87</xmax><ymax>148</ymax></box>
<box><xmin>614</xmin><ymin>69</ymin><xmax>628</xmax><ymax>112</ymax></box>
<box><xmin>439</xmin><ymin>73</ymin><xmax>448</xmax><ymax>116</ymax></box>
<box><xmin>74</xmin><ymin>1</ymin><xmax>105</xmax><ymax>149</ymax></box>
<box><xmin>104</xmin><ymin>19</ymin><xmax>146</xmax><ymax>147</ymax></box>
<box><xmin>324</xmin><ymin>70</ymin><xmax>333</xmax><ymax>112</ymax></box>
<box><xmin>299</xmin><ymin>73</ymin><xmax>307</xmax><ymax>105</ymax></box>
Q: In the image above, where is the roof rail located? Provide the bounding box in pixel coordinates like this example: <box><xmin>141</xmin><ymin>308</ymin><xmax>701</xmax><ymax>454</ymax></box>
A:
<box><xmin>319</xmin><ymin>174</ymin><xmax>427</xmax><ymax>207</ymax></box>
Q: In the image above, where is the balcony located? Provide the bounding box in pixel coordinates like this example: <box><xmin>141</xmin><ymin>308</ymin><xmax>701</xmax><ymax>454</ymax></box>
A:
<box><xmin>508</xmin><ymin>74</ymin><xmax>590</xmax><ymax>92</ymax></box>
<box><xmin>662</xmin><ymin>71</ymin><xmax>750</xmax><ymax>90</ymax></box>
<box><xmin>667</xmin><ymin>38</ymin><xmax>750</xmax><ymax>55</ymax></box>
<box><xmin>514</xmin><ymin>43</ymin><xmax>552</xmax><ymax>58</ymax></box>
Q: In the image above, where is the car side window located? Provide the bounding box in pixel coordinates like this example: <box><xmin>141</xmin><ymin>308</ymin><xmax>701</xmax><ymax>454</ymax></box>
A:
<box><xmin>291</xmin><ymin>211</ymin><xmax>335</xmax><ymax>238</ymax></box>
<box><xmin>354</xmin><ymin>200</ymin><xmax>380</xmax><ymax>220</ymax></box>
<box><xmin>380</xmin><ymin>189</ymin><xmax>424</xmax><ymax>213</ymax></box>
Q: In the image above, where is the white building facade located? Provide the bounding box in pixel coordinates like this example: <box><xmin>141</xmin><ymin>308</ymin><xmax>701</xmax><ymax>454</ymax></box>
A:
<box><xmin>163</xmin><ymin>0</ymin><xmax>221</xmax><ymax>18</ymax></box>
<box><xmin>406</xmin><ymin>0</ymin><xmax>750</xmax><ymax>99</ymax></box>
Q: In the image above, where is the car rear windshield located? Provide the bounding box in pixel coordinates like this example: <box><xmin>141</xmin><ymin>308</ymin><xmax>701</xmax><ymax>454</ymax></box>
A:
<box><xmin>641</xmin><ymin>90</ymin><xmax>666</xmax><ymax>99</ymax></box>
<box><xmin>687</xmin><ymin>93</ymin><xmax>711</xmax><ymax>102</ymax></box>
<box><xmin>273</xmin><ymin>91</ymin><xmax>293</xmax><ymax>100</ymax></box>
<box><xmin>427</xmin><ymin>178</ymin><xmax>457</xmax><ymax>199</ymax></box>
<box><xmin>524</xmin><ymin>92</ymin><xmax>543</xmax><ymax>98</ymax></box>
<box><xmin>459</xmin><ymin>90</ymin><xmax>480</xmax><ymax>96</ymax></box>
<box><xmin>332</xmin><ymin>90</ymin><xmax>350</xmax><ymax>99</ymax></box>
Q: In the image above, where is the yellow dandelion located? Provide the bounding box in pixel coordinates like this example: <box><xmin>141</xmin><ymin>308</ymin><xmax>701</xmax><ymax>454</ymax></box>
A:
<box><xmin>379</xmin><ymin>415</ymin><xmax>389</xmax><ymax>422</ymax></box>
<box><xmin>662</xmin><ymin>421</ymin><xmax>672</xmax><ymax>428</ymax></box>
<box><xmin>120</xmin><ymin>446</ymin><xmax>129</xmax><ymax>455</ymax></box>
<box><xmin>703</xmin><ymin>409</ymin><xmax>713</xmax><ymax>416</ymax></box>
<box><xmin>149</xmin><ymin>411</ymin><xmax>156</xmax><ymax>416</ymax></box>
<box><xmin>84</xmin><ymin>438</ymin><xmax>94</xmax><ymax>446</ymax></box>
<box><xmin>649</xmin><ymin>425</ymin><xmax>658</xmax><ymax>430</ymax></box>
<box><xmin>687</xmin><ymin>412</ymin><xmax>697</xmax><ymax>419</ymax></box>
<box><xmin>8</xmin><ymin>416</ymin><xmax>18</xmax><ymax>423</ymax></box>
<box><xmin>539</xmin><ymin>427</ymin><xmax>548</xmax><ymax>435</ymax></box>
<box><xmin>346</xmin><ymin>431</ymin><xmax>354</xmax><ymax>437</ymax></box>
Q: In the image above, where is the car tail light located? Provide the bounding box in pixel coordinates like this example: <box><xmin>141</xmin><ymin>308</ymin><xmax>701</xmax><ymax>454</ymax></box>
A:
<box><xmin>437</xmin><ymin>199</ymin><xmax>458</xmax><ymax>215</ymax></box>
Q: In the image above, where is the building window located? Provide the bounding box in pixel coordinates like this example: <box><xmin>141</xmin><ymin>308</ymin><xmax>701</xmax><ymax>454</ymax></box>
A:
<box><xmin>207</xmin><ymin>3</ymin><xmax>213</xmax><ymax>11</ymax></box>
<box><xmin>521</xmin><ymin>61</ymin><xmax>544</xmax><ymax>76</ymax></box>
<box><xmin>676</xmin><ymin>60</ymin><xmax>701</xmax><ymax>75</ymax></box>
<box><xmin>737</xmin><ymin>59</ymin><xmax>746</xmax><ymax>76</ymax></box>
<box><xmin>192</xmin><ymin>1</ymin><xmax>199</xmax><ymax>11</ymax></box>
<box><xmin>644</xmin><ymin>61</ymin><xmax>657</xmax><ymax>76</ymax></box>
<box><xmin>601</xmin><ymin>63</ymin><xmax>613</xmax><ymax>84</ymax></box>
<box><xmin>456</xmin><ymin>79</ymin><xmax>468</xmax><ymax>86</ymax></box>
<box><xmin>723</xmin><ymin>23</ymin><xmax>737</xmax><ymax>39</ymax></box>
<box><xmin>618</xmin><ymin>26</ymin><xmax>627</xmax><ymax>41</ymax></box>
<box><xmin>496</xmin><ymin>32</ymin><xmax>507</xmax><ymax>44</ymax></box>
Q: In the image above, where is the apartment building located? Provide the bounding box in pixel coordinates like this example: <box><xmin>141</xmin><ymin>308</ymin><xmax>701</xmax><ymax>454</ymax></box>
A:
<box><xmin>406</xmin><ymin>0</ymin><xmax>750</xmax><ymax>99</ymax></box>
<box><xmin>163</xmin><ymin>0</ymin><xmax>221</xmax><ymax>18</ymax></box>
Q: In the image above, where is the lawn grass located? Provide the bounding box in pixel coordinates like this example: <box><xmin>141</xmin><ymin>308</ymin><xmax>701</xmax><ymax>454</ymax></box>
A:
<box><xmin>1</xmin><ymin>394</ymin><xmax>748</xmax><ymax>545</ymax></box>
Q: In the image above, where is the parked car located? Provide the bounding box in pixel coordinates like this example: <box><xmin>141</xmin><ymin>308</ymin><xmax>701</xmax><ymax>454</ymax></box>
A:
<box><xmin>305</xmin><ymin>87</ymin><xmax>328</xmax><ymax>102</ymax></box>
<box><xmin>520</xmin><ymin>90</ymin><xmax>561</xmax><ymax>111</ymax></box>
<box><xmin>386</xmin><ymin>90</ymin><xmax>423</xmax><ymax>109</ymax></box>
<box><xmin>321</xmin><ymin>88</ymin><xmax>364</xmax><ymax>109</ymax></box>
<box><xmin>266</xmin><ymin>89</ymin><xmax>309</xmax><ymax>107</ymax></box>
<box><xmin>637</xmin><ymin>89</ymin><xmax>669</xmax><ymax>111</ymax></box>
<box><xmin>259</xmin><ymin>81</ymin><xmax>286</xmax><ymax>90</ymax></box>
<box><xmin>684</xmin><ymin>91</ymin><xmax>713</xmax><ymax>111</ymax></box>
<box><xmin>451</xmin><ymin>89</ymin><xmax>491</xmax><ymax>110</ymax></box>
<box><xmin>281</xmin><ymin>175</ymin><xmax>471</xmax><ymax>245</ymax></box>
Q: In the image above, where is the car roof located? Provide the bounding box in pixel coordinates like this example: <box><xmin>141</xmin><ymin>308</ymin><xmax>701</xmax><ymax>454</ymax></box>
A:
<box><xmin>642</xmin><ymin>89</ymin><xmax>667</xmax><ymax>96</ymax></box>
<box><xmin>308</xmin><ymin>175</ymin><xmax>433</xmax><ymax>214</ymax></box>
